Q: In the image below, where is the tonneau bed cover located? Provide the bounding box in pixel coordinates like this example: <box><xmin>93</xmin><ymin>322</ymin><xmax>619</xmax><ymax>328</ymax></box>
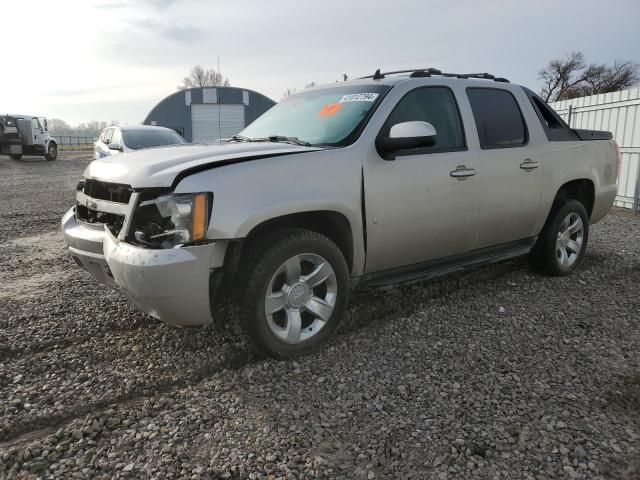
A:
<box><xmin>574</xmin><ymin>129</ymin><xmax>613</xmax><ymax>141</ymax></box>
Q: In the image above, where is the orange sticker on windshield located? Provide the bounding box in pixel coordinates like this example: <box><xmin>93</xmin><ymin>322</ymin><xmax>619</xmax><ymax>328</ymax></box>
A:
<box><xmin>319</xmin><ymin>102</ymin><xmax>342</xmax><ymax>117</ymax></box>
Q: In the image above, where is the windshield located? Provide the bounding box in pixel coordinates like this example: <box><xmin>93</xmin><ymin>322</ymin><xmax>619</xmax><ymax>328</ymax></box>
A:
<box><xmin>123</xmin><ymin>129</ymin><xmax>185</xmax><ymax>150</ymax></box>
<box><xmin>238</xmin><ymin>84</ymin><xmax>391</xmax><ymax>146</ymax></box>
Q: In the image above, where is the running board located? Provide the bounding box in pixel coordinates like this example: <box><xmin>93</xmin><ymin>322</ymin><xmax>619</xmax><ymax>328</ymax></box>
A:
<box><xmin>361</xmin><ymin>237</ymin><xmax>536</xmax><ymax>288</ymax></box>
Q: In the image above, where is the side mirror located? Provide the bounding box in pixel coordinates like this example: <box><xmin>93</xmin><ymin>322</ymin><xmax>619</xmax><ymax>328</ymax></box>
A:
<box><xmin>43</xmin><ymin>119</ymin><xmax>48</xmax><ymax>131</ymax></box>
<box><xmin>378</xmin><ymin>121</ymin><xmax>437</xmax><ymax>160</ymax></box>
<box><xmin>108</xmin><ymin>143</ymin><xmax>123</xmax><ymax>152</ymax></box>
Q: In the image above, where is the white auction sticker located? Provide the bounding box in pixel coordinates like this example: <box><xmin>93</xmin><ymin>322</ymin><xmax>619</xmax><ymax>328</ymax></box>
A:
<box><xmin>338</xmin><ymin>93</ymin><xmax>379</xmax><ymax>103</ymax></box>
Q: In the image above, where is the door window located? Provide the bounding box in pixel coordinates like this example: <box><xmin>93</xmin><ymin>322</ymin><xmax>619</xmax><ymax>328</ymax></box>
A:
<box><xmin>103</xmin><ymin>128</ymin><xmax>114</xmax><ymax>145</ymax></box>
<box><xmin>31</xmin><ymin>118</ymin><xmax>42</xmax><ymax>131</ymax></box>
<box><xmin>381</xmin><ymin>87</ymin><xmax>466</xmax><ymax>155</ymax></box>
<box><xmin>111</xmin><ymin>128</ymin><xmax>122</xmax><ymax>147</ymax></box>
<box><xmin>466</xmin><ymin>88</ymin><xmax>527</xmax><ymax>149</ymax></box>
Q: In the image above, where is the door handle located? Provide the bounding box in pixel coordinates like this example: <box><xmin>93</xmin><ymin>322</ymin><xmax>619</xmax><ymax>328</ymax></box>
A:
<box><xmin>520</xmin><ymin>159</ymin><xmax>540</xmax><ymax>171</ymax></box>
<box><xmin>450</xmin><ymin>165</ymin><xmax>476</xmax><ymax>179</ymax></box>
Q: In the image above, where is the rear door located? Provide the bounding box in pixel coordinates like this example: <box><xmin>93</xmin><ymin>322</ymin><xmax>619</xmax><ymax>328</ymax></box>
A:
<box><xmin>363</xmin><ymin>86</ymin><xmax>479</xmax><ymax>273</ymax></box>
<box><xmin>465</xmin><ymin>87</ymin><xmax>543</xmax><ymax>248</ymax></box>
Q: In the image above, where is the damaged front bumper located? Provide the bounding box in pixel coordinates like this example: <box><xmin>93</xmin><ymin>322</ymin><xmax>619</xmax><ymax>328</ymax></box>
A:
<box><xmin>61</xmin><ymin>207</ymin><xmax>115</xmax><ymax>285</ymax></box>
<box><xmin>61</xmin><ymin>207</ymin><xmax>224</xmax><ymax>326</ymax></box>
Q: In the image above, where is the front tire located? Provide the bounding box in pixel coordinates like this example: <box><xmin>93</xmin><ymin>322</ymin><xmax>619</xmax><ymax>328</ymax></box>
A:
<box><xmin>9</xmin><ymin>154</ymin><xmax>22</xmax><ymax>161</ymax></box>
<box><xmin>45</xmin><ymin>143</ymin><xmax>57</xmax><ymax>161</ymax></box>
<box><xmin>234</xmin><ymin>228</ymin><xmax>350</xmax><ymax>358</ymax></box>
<box><xmin>531</xmin><ymin>199</ymin><xmax>589</xmax><ymax>276</ymax></box>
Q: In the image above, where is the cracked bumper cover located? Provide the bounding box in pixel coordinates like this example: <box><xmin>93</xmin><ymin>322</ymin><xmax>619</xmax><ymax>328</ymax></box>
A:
<box><xmin>61</xmin><ymin>207</ymin><xmax>222</xmax><ymax>326</ymax></box>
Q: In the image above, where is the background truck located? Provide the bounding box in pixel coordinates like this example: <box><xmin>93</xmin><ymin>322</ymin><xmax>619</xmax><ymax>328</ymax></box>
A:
<box><xmin>0</xmin><ymin>114</ymin><xmax>57</xmax><ymax>161</ymax></box>
<box><xmin>62</xmin><ymin>68</ymin><xmax>619</xmax><ymax>358</ymax></box>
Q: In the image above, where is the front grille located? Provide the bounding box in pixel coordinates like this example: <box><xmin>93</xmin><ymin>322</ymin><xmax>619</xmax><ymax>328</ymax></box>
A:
<box><xmin>76</xmin><ymin>205</ymin><xmax>125</xmax><ymax>236</ymax></box>
<box><xmin>82</xmin><ymin>180</ymin><xmax>133</xmax><ymax>204</ymax></box>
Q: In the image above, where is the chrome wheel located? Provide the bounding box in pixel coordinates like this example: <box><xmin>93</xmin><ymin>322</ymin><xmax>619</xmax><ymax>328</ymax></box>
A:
<box><xmin>555</xmin><ymin>212</ymin><xmax>584</xmax><ymax>267</ymax></box>
<box><xmin>264</xmin><ymin>253</ymin><xmax>337</xmax><ymax>344</ymax></box>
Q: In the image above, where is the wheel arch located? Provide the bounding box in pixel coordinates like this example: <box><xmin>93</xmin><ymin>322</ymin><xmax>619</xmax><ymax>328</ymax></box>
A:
<box><xmin>242</xmin><ymin>210</ymin><xmax>355</xmax><ymax>273</ymax></box>
<box><xmin>210</xmin><ymin>210</ymin><xmax>357</xmax><ymax>311</ymax></box>
<box><xmin>552</xmin><ymin>178</ymin><xmax>595</xmax><ymax>218</ymax></box>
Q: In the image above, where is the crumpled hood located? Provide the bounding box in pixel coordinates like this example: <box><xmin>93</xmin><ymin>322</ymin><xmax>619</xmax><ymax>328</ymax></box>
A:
<box><xmin>83</xmin><ymin>142</ymin><xmax>322</xmax><ymax>188</ymax></box>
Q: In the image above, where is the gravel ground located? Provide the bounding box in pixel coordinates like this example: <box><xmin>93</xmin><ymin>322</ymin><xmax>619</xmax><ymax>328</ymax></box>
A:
<box><xmin>0</xmin><ymin>153</ymin><xmax>639</xmax><ymax>479</ymax></box>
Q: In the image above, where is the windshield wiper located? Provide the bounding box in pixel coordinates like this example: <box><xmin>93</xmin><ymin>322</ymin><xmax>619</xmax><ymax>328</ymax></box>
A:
<box><xmin>268</xmin><ymin>135</ymin><xmax>311</xmax><ymax>146</ymax></box>
<box><xmin>247</xmin><ymin>135</ymin><xmax>312</xmax><ymax>147</ymax></box>
<box><xmin>229</xmin><ymin>134</ymin><xmax>313</xmax><ymax>147</ymax></box>
<box><xmin>227</xmin><ymin>134</ymin><xmax>251</xmax><ymax>143</ymax></box>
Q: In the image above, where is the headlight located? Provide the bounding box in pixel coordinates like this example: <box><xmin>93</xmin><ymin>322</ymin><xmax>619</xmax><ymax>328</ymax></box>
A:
<box><xmin>130</xmin><ymin>192</ymin><xmax>211</xmax><ymax>248</ymax></box>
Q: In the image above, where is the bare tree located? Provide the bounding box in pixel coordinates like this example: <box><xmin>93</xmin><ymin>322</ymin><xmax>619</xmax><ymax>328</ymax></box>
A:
<box><xmin>281</xmin><ymin>88</ymin><xmax>297</xmax><ymax>100</ymax></box>
<box><xmin>48</xmin><ymin>119</ymin><xmax>119</xmax><ymax>137</ymax></box>
<box><xmin>576</xmin><ymin>61</ymin><xmax>640</xmax><ymax>97</ymax></box>
<box><xmin>73</xmin><ymin>120</ymin><xmax>119</xmax><ymax>137</ymax></box>
<box><xmin>282</xmin><ymin>82</ymin><xmax>317</xmax><ymax>100</ymax></box>
<box><xmin>178</xmin><ymin>65</ymin><xmax>230</xmax><ymax>90</ymax></box>
<box><xmin>539</xmin><ymin>52</ymin><xmax>640</xmax><ymax>102</ymax></box>
<box><xmin>47</xmin><ymin>118</ymin><xmax>72</xmax><ymax>134</ymax></box>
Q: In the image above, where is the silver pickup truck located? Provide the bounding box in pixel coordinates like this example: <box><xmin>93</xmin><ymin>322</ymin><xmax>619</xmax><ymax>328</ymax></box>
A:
<box><xmin>62</xmin><ymin>68</ymin><xmax>619</xmax><ymax>358</ymax></box>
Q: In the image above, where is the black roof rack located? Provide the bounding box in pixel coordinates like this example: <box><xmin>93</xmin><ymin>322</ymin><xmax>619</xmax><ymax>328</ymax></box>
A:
<box><xmin>360</xmin><ymin>67</ymin><xmax>510</xmax><ymax>83</ymax></box>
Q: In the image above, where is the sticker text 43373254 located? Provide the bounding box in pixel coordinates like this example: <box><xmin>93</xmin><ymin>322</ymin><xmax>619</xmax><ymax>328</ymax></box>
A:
<box><xmin>338</xmin><ymin>93</ymin><xmax>379</xmax><ymax>103</ymax></box>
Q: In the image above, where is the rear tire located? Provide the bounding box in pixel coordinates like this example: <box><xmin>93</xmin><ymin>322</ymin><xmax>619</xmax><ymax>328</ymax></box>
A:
<box><xmin>530</xmin><ymin>199</ymin><xmax>589</xmax><ymax>276</ymax></box>
<box><xmin>45</xmin><ymin>143</ymin><xmax>57</xmax><ymax>161</ymax></box>
<box><xmin>234</xmin><ymin>228</ymin><xmax>349</xmax><ymax>358</ymax></box>
<box><xmin>9</xmin><ymin>154</ymin><xmax>22</xmax><ymax>161</ymax></box>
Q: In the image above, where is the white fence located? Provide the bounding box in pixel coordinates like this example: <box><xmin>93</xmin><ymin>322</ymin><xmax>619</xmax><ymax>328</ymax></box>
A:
<box><xmin>550</xmin><ymin>88</ymin><xmax>640</xmax><ymax>210</ymax></box>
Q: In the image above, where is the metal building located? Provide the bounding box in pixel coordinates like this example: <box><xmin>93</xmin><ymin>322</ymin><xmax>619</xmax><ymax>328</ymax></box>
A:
<box><xmin>143</xmin><ymin>87</ymin><xmax>275</xmax><ymax>143</ymax></box>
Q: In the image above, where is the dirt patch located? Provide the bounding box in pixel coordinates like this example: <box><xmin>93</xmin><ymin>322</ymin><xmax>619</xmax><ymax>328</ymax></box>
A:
<box><xmin>0</xmin><ymin>271</ymin><xmax>73</xmax><ymax>301</ymax></box>
<box><xmin>0</xmin><ymin>232</ymin><xmax>70</xmax><ymax>300</ymax></box>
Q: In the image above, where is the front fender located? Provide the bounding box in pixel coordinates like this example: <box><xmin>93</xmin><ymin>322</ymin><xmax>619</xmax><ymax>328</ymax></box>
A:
<box><xmin>173</xmin><ymin>149</ymin><xmax>366</xmax><ymax>275</ymax></box>
<box><xmin>234</xmin><ymin>201</ymin><xmax>358</xmax><ymax>238</ymax></box>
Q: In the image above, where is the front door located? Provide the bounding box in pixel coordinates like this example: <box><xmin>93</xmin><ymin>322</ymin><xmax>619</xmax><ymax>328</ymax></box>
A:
<box><xmin>31</xmin><ymin>117</ymin><xmax>44</xmax><ymax>146</ymax></box>
<box><xmin>363</xmin><ymin>86</ymin><xmax>479</xmax><ymax>273</ymax></box>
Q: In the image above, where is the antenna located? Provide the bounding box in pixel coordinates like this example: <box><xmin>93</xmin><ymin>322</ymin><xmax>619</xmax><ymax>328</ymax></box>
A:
<box><xmin>217</xmin><ymin>56</ymin><xmax>222</xmax><ymax>144</ymax></box>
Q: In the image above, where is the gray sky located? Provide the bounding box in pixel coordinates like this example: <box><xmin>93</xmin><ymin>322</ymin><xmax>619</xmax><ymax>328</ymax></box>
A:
<box><xmin>3</xmin><ymin>0</ymin><xmax>639</xmax><ymax>125</ymax></box>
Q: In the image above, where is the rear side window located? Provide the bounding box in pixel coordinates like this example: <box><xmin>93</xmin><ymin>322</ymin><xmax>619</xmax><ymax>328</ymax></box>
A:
<box><xmin>532</xmin><ymin>96</ymin><xmax>564</xmax><ymax>129</ymax></box>
<box><xmin>527</xmin><ymin>91</ymin><xmax>578</xmax><ymax>141</ymax></box>
<box><xmin>381</xmin><ymin>86</ymin><xmax>466</xmax><ymax>155</ymax></box>
<box><xmin>467</xmin><ymin>88</ymin><xmax>527</xmax><ymax>149</ymax></box>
